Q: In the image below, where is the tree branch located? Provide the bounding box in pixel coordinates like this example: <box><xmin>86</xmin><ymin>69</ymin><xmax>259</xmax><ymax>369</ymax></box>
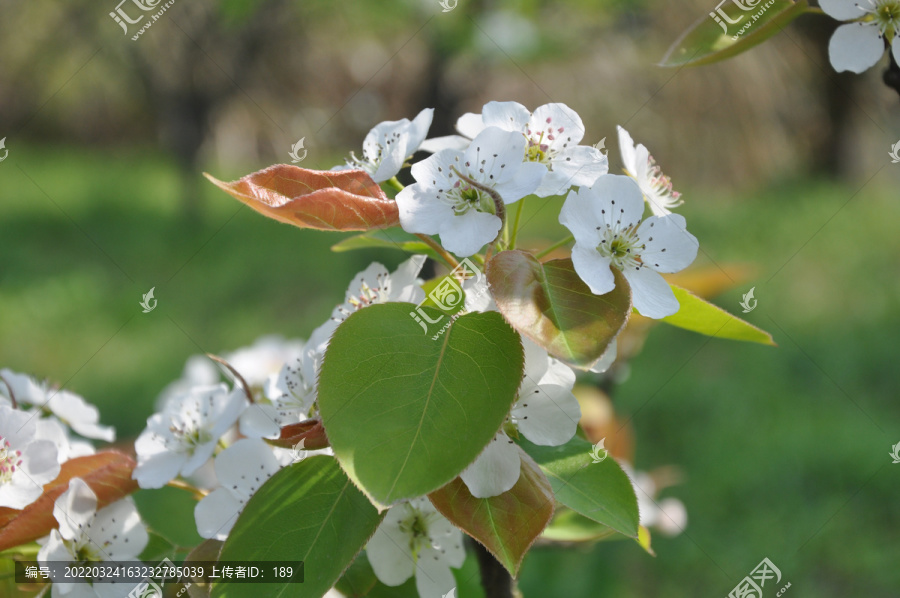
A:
<box><xmin>468</xmin><ymin>537</ymin><xmax>516</xmax><ymax>598</ymax></box>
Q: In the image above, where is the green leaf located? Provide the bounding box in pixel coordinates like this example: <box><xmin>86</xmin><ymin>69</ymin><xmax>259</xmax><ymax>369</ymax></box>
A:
<box><xmin>212</xmin><ymin>456</ymin><xmax>384</xmax><ymax>598</ymax></box>
<box><xmin>428</xmin><ymin>447</ymin><xmax>555</xmax><ymax>576</ymax></box>
<box><xmin>334</xmin><ymin>552</ymin><xmax>378</xmax><ymax>598</ymax></box>
<box><xmin>486</xmin><ymin>251</ymin><xmax>631</xmax><ymax>368</ymax></box>
<box><xmin>318</xmin><ymin>303</ymin><xmax>525</xmax><ymax>506</ymax></box>
<box><xmin>519</xmin><ymin>437</ymin><xmax>639</xmax><ymax>539</ymax></box>
<box><xmin>541</xmin><ymin>509</ymin><xmax>621</xmax><ymax>543</ymax></box>
<box><xmin>661</xmin><ymin>0</ymin><xmax>810</xmax><ymax>67</ymax></box>
<box><xmin>331</xmin><ymin>229</ymin><xmax>443</xmax><ymax>262</ymax></box>
<box><xmin>660</xmin><ymin>285</ymin><xmax>775</xmax><ymax>345</ymax></box>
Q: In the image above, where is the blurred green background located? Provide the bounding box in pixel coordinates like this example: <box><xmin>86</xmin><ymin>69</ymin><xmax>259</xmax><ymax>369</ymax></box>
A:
<box><xmin>1</xmin><ymin>0</ymin><xmax>898</xmax><ymax>596</ymax></box>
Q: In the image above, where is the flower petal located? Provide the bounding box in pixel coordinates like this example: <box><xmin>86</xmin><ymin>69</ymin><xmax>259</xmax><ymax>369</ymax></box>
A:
<box><xmin>570</xmin><ymin>243</ymin><xmax>616</xmax><ymax>296</ymax></box>
<box><xmin>133</xmin><ymin>441</ymin><xmax>187</xmax><ymax>489</ymax></box>
<box><xmin>53</xmin><ymin>478</ymin><xmax>97</xmax><ymax>541</ymax></box>
<box><xmin>494</xmin><ymin>161</ymin><xmax>547</xmax><ymax>204</ymax></box>
<box><xmin>397</xmin><ymin>183</ymin><xmax>454</xmax><ymax>237</ymax></box>
<box><xmin>538</xmin><ymin>145</ymin><xmax>608</xmax><ymax>196</ymax></box>
<box><xmin>47</xmin><ymin>390</ymin><xmax>115</xmax><ymax>442</ymax></box>
<box><xmin>406</xmin><ymin>108</ymin><xmax>435</xmax><ymax>154</ymax></box>
<box><xmin>531</xmin><ymin>103</ymin><xmax>586</xmax><ymax>145</ymax></box>
<box><xmin>239</xmin><ymin>403</ymin><xmax>285</xmax><ymax>440</ymax></box>
<box><xmin>617</xmin><ymin>126</ymin><xmax>638</xmax><ymax>174</ymax></box>
<box><xmin>480</xmin><ymin>101</ymin><xmax>531</xmax><ymax>132</ymax></box>
<box><xmin>460</xmin><ymin>432</ymin><xmax>521</xmax><ymax>498</ymax></box>
<box><xmin>214</xmin><ymin>438</ymin><xmax>281</xmax><ymax>500</ymax></box>
<box><xmin>415</xmin><ymin>548</ymin><xmax>458</xmax><ymax>598</ymax></box>
<box><xmin>364</xmin><ymin>119</ymin><xmax>411</xmax><ymax>183</ymax></box>
<box><xmin>419</xmin><ymin>135</ymin><xmax>471</xmax><ymax>154</ymax></box>
<box><xmin>389</xmin><ymin>255</ymin><xmax>428</xmax><ymax>304</ymax></box>
<box><xmin>515</xmin><ymin>383</ymin><xmax>581</xmax><ymax>446</ymax></box>
<box><xmin>819</xmin><ymin>0</ymin><xmax>865</xmax><ymax>20</ymax></box>
<box><xmin>592</xmin><ymin>174</ymin><xmax>644</xmax><ymax>230</ymax></box>
<box><xmin>638</xmin><ymin>214</ymin><xmax>698</xmax><ymax>273</ymax></box>
<box><xmin>88</xmin><ymin>498</ymin><xmax>148</xmax><ymax>560</ymax></box>
<box><xmin>439</xmin><ymin>210</ymin><xmax>501</xmax><ymax>257</ymax></box>
<box><xmin>456</xmin><ymin>112</ymin><xmax>486</xmax><ymax>139</ymax></box>
<box><xmin>366</xmin><ymin>508</ymin><xmax>416</xmax><ymax>586</ymax></box>
<box><xmin>829</xmin><ymin>23</ymin><xmax>884</xmax><ymax>74</ymax></box>
<box><xmin>195</xmin><ymin>488</ymin><xmax>243</xmax><ymax>540</ymax></box>
<box><xmin>559</xmin><ymin>186</ymin><xmax>602</xmax><ymax>244</ymax></box>
<box><xmin>622</xmin><ymin>266</ymin><xmax>679</xmax><ymax>319</ymax></box>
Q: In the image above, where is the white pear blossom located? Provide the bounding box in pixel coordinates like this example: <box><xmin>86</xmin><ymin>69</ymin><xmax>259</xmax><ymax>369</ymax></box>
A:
<box><xmin>397</xmin><ymin>127</ymin><xmax>546</xmax><ymax>256</ymax></box>
<box><xmin>155</xmin><ymin>337</ymin><xmax>304</xmax><ymax>410</ymax></box>
<box><xmin>133</xmin><ymin>384</ymin><xmax>247</xmax><ymax>488</ymax></box>
<box><xmin>559</xmin><ymin>174</ymin><xmax>698</xmax><ymax>319</ymax></box>
<box><xmin>194</xmin><ymin>438</ymin><xmax>282</xmax><ymax>540</ymax></box>
<box><xmin>366</xmin><ymin>497</ymin><xmax>464</xmax><ymax>598</ymax></box>
<box><xmin>36</xmin><ymin>417</ymin><xmax>96</xmax><ymax>461</ymax></box>
<box><xmin>307</xmin><ymin>255</ymin><xmax>427</xmax><ymax>354</ymax></box>
<box><xmin>820</xmin><ymin>0</ymin><xmax>900</xmax><ymax>73</ymax></box>
<box><xmin>0</xmin><ymin>369</ymin><xmax>115</xmax><ymax>442</ymax></box>
<box><xmin>335</xmin><ymin>108</ymin><xmax>434</xmax><ymax>182</ymax></box>
<box><xmin>0</xmin><ymin>404</ymin><xmax>61</xmax><ymax>509</ymax></box>
<box><xmin>431</xmin><ymin>101</ymin><xmax>608</xmax><ymax>197</ymax></box>
<box><xmin>238</xmin><ymin>348</ymin><xmax>320</xmax><ymax>439</ymax></box>
<box><xmin>461</xmin><ymin>339</ymin><xmax>581</xmax><ymax>498</ymax></box>
<box><xmin>222</xmin><ymin>335</ymin><xmax>305</xmax><ymax>391</ymax></box>
<box><xmin>37</xmin><ymin>478</ymin><xmax>148</xmax><ymax>598</ymax></box>
<box><xmin>617</xmin><ymin>126</ymin><xmax>683</xmax><ymax>217</ymax></box>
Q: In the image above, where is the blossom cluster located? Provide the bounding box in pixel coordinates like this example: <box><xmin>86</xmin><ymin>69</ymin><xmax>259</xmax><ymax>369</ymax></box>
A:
<box><xmin>1</xmin><ymin>99</ymin><xmax>695</xmax><ymax>598</ymax></box>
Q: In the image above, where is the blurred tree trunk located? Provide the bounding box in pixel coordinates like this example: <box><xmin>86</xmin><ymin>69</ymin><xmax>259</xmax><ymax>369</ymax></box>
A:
<box><xmin>795</xmin><ymin>16</ymin><xmax>859</xmax><ymax>179</ymax></box>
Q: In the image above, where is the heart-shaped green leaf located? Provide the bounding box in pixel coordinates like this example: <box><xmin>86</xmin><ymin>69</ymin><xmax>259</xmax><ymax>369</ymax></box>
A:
<box><xmin>212</xmin><ymin>456</ymin><xmax>383</xmax><ymax>598</ymax></box>
<box><xmin>659</xmin><ymin>285</ymin><xmax>775</xmax><ymax>345</ymax></box>
<box><xmin>205</xmin><ymin>165</ymin><xmax>399</xmax><ymax>231</ymax></box>
<box><xmin>520</xmin><ymin>437</ymin><xmax>639</xmax><ymax>538</ymax></box>
<box><xmin>486</xmin><ymin>251</ymin><xmax>631</xmax><ymax>368</ymax></box>
<box><xmin>318</xmin><ymin>303</ymin><xmax>524</xmax><ymax>506</ymax></box>
<box><xmin>661</xmin><ymin>0</ymin><xmax>810</xmax><ymax>68</ymax></box>
<box><xmin>428</xmin><ymin>447</ymin><xmax>554</xmax><ymax>576</ymax></box>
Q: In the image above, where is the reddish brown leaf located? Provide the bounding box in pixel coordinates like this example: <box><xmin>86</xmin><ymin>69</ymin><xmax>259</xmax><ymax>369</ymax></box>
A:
<box><xmin>265</xmin><ymin>419</ymin><xmax>330</xmax><ymax>450</ymax></box>
<box><xmin>205</xmin><ymin>165</ymin><xmax>400</xmax><ymax>231</ymax></box>
<box><xmin>428</xmin><ymin>447</ymin><xmax>554</xmax><ymax>576</ymax></box>
<box><xmin>487</xmin><ymin>251</ymin><xmax>632</xmax><ymax>368</ymax></box>
<box><xmin>0</xmin><ymin>451</ymin><xmax>139</xmax><ymax>551</ymax></box>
